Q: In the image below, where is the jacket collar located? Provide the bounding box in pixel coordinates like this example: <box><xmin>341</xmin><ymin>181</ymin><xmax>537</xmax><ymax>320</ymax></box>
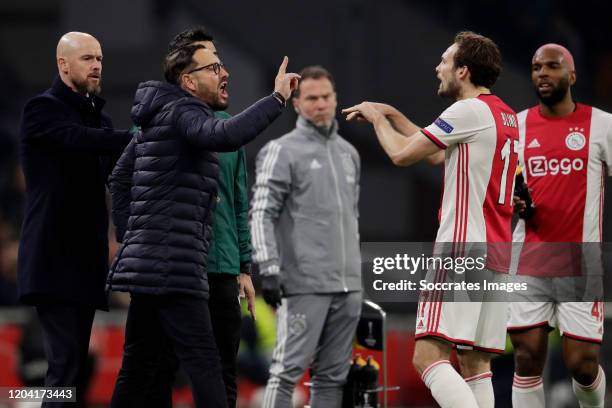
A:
<box><xmin>296</xmin><ymin>115</ymin><xmax>339</xmax><ymax>141</ymax></box>
<box><xmin>50</xmin><ymin>76</ymin><xmax>106</xmax><ymax>113</ymax></box>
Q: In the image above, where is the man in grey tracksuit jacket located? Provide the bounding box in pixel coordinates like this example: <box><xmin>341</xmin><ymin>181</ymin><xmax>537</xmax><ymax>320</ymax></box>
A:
<box><xmin>251</xmin><ymin>66</ymin><xmax>362</xmax><ymax>408</ymax></box>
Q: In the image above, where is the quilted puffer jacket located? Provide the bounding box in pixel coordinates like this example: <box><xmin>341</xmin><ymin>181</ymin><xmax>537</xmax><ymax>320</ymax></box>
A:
<box><xmin>107</xmin><ymin>80</ymin><xmax>282</xmax><ymax>298</ymax></box>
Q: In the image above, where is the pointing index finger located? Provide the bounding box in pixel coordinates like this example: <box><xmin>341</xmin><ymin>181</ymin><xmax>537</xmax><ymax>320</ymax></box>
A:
<box><xmin>277</xmin><ymin>56</ymin><xmax>288</xmax><ymax>76</ymax></box>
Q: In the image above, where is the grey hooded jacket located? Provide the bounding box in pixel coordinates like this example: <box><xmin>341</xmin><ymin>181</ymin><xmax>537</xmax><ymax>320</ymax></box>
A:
<box><xmin>250</xmin><ymin>116</ymin><xmax>361</xmax><ymax>295</ymax></box>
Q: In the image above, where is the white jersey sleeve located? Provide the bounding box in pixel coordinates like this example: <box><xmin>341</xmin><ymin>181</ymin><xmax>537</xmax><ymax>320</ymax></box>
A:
<box><xmin>591</xmin><ymin>107</ymin><xmax>612</xmax><ymax>176</ymax></box>
<box><xmin>421</xmin><ymin>99</ymin><xmax>494</xmax><ymax>148</ymax></box>
<box><xmin>516</xmin><ymin>109</ymin><xmax>528</xmax><ymax>170</ymax></box>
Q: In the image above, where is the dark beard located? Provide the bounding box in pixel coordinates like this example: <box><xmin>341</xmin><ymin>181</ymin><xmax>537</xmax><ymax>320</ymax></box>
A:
<box><xmin>535</xmin><ymin>78</ymin><xmax>569</xmax><ymax>107</ymax></box>
<box><xmin>438</xmin><ymin>78</ymin><xmax>461</xmax><ymax>99</ymax></box>
<box><xmin>199</xmin><ymin>87</ymin><xmax>228</xmax><ymax>111</ymax></box>
<box><xmin>210</xmin><ymin>99</ymin><xmax>228</xmax><ymax>111</ymax></box>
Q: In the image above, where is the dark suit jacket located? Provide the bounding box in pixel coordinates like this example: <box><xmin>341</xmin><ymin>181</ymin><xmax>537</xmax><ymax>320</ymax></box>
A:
<box><xmin>17</xmin><ymin>76</ymin><xmax>132</xmax><ymax>309</ymax></box>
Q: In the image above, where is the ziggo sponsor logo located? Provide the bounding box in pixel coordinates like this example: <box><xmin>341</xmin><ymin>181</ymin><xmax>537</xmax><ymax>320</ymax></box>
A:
<box><xmin>527</xmin><ymin>156</ymin><xmax>584</xmax><ymax>176</ymax></box>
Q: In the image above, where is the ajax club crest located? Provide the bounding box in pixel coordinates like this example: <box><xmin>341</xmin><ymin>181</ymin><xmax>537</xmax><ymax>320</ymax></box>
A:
<box><xmin>565</xmin><ymin>128</ymin><xmax>586</xmax><ymax>151</ymax></box>
<box><xmin>288</xmin><ymin>313</ymin><xmax>307</xmax><ymax>336</ymax></box>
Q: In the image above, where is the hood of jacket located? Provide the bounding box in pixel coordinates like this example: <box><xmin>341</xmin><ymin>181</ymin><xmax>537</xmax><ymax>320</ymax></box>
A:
<box><xmin>131</xmin><ymin>80</ymin><xmax>193</xmax><ymax>127</ymax></box>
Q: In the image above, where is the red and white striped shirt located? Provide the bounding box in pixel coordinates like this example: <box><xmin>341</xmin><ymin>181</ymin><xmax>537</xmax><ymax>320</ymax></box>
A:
<box><xmin>513</xmin><ymin>104</ymin><xmax>612</xmax><ymax>276</ymax></box>
<box><xmin>422</xmin><ymin>94</ymin><xmax>519</xmax><ymax>272</ymax></box>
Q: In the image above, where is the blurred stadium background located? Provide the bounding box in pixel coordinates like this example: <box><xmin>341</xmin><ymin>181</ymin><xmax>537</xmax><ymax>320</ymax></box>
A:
<box><xmin>1</xmin><ymin>0</ymin><xmax>612</xmax><ymax>406</ymax></box>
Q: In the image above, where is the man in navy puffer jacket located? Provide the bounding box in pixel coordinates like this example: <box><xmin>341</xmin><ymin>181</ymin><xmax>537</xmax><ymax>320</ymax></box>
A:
<box><xmin>107</xmin><ymin>43</ymin><xmax>298</xmax><ymax>408</ymax></box>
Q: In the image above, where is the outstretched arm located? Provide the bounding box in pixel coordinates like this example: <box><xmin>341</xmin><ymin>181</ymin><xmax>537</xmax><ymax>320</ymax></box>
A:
<box><xmin>373</xmin><ymin>103</ymin><xmax>445</xmax><ymax>165</ymax></box>
<box><xmin>175</xmin><ymin>57</ymin><xmax>300</xmax><ymax>151</ymax></box>
<box><xmin>343</xmin><ymin>102</ymin><xmax>442</xmax><ymax>166</ymax></box>
<box><xmin>175</xmin><ymin>95</ymin><xmax>284</xmax><ymax>151</ymax></box>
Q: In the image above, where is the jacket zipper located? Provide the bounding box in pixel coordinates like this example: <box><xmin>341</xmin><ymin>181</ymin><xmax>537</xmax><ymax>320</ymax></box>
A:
<box><xmin>326</xmin><ymin>141</ymin><xmax>348</xmax><ymax>292</ymax></box>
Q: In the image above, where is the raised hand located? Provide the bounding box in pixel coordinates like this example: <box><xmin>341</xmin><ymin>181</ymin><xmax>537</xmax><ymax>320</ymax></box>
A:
<box><xmin>342</xmin><ymin>102</ymin><xmax>383</xmax><ymax>124</ymax></box>
<box><xmin>274</xmin><ymin>56</ymin><xmax>301</xmax><ymax>100</ymax></box>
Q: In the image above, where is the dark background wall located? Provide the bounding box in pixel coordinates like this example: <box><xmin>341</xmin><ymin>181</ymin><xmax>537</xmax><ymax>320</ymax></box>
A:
<box><xmin>1</xmin><ymin>0</ymin><xmax>611</xmax><ymax>243</ymax></box>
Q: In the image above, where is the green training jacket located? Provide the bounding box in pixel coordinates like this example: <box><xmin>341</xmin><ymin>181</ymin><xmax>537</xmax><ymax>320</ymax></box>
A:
<box><xmin>207</xmin><ymin>110</ymin><xmax>252</xmax><ymax>275</ymax></box>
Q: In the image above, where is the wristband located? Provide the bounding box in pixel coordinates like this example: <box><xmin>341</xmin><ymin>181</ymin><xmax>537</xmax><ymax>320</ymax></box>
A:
<box><xmin>272</xmin><ymin>91</ymin><xmax>286</xmax><ymax>107</ymax></box>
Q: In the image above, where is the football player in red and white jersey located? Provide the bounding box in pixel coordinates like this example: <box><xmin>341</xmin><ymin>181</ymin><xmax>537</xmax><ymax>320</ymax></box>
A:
<box><xmin>508</xmin><ymin>44</ymin><xmax>609</xmax><ymax>408</ymax></box>
<box><xmin>343</xmin><ymin>32</ymin><xmax>518</xmax><ymax>408</ymax></box>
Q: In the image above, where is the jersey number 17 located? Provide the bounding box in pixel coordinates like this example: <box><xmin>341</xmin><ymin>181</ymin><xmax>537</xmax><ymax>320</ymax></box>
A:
<box><xmin>498</xmin><ymin>137</ymin><xmax>519</xmax><ymax>206</ymax></box>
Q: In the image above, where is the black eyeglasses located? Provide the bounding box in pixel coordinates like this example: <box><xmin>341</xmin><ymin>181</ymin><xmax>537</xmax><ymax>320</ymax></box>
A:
<box><xmin>187</xmin><ymin>62</ymin><xmax>225</xmax><ymax>75</ymax></box>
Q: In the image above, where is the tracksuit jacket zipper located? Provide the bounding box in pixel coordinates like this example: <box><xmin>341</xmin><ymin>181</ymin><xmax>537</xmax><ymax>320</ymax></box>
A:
<box><xmin>326</xmin><ymin>140</ymin><xmax>348</xmax><ymax>292</ymax></box>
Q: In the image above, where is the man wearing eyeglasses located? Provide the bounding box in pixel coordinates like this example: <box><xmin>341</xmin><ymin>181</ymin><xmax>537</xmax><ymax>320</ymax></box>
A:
<box><xmin>107</xmin><ymin>40</ymin><xmax>299</xmax><ymax>407</ymax></box>
<box><xmin>134</xmin><ymin>27</ymin><xmax>257</xmax><ymax>408</ymax></box>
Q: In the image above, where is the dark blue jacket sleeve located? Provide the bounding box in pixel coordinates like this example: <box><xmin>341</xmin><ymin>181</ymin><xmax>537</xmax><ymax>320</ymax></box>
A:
<box><xmin>21</xmin><ymin>96</ymin><xmax>132</xmax><ymax>154</ymax></box>
<box><xmin>173</xmin><ymin>95</ymin><xmax>282</xmax><ymax>151</ymax></box>
<box><xmin>234</xmin><ymin>148</ymin><xmax>252</xmax><ymax>266</ymax></box>
<box><xmin>109</xmin><ymin>137</ymin><xmax>136</xmax><ymax>242</ymax></box>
